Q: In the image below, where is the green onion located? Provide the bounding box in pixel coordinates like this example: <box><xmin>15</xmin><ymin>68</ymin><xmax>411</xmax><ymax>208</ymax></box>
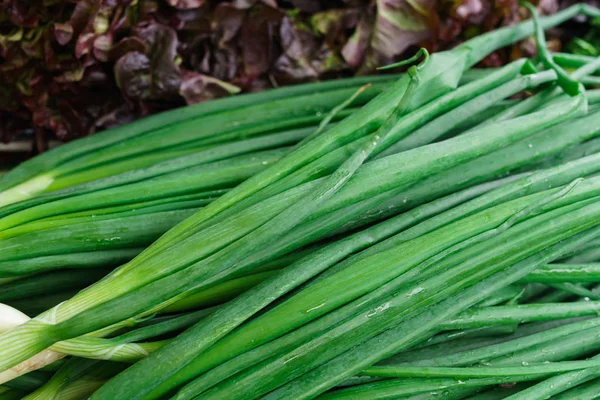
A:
<box><xmin>522</xmin><ymin>1</ymin><xmax>580</xmax><ymax>95</ymax></box>
<box><xmin>391</xmin><ymin>317</ymin><xmax>600</xmax><ymax>368</ymax></box>
<box><xmin>546</xmin><ymin>282</ymin><xmax>600</xmax><ymax>299</ymax></box>
<box><xmin>504</xmin><ymin>354</ymin><xmax>600</xmax><ymax>399</ymax></box>
<box><xmin>440</xmin><ymin>302</ymin><xmax>600</xmax><ymax>329</ymax></box>
<box><xmin>361</xmin><ymin>361</ymin><xmax>600</xmax><ymax>378</ymax></box>
<box><xmin>552</xmin><ymin>377</ymin><xmax>600</xmax><ymax>399</ymax></box>
<box><xmin>317</xmin><ymin>376</ymin><xmax>551</xmax><ymax>399</ymax></box>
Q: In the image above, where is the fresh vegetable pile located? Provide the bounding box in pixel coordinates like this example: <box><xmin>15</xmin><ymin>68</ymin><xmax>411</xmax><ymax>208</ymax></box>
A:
<box><xmin>4</xmin><ymin>3</ymin><xmax>600</xmax><ymax>399</ymax></box>
<box><xmin>1</xmin><ymin>0</ymin><xmax>557</xmax><ymax>146</ymax></box>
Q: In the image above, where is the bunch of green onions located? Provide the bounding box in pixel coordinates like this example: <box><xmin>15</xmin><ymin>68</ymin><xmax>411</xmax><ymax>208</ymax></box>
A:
<box><xmin>4</xmin><ymin>3</ymin><xmax>600</xmax><ymax>399</ymax></box>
